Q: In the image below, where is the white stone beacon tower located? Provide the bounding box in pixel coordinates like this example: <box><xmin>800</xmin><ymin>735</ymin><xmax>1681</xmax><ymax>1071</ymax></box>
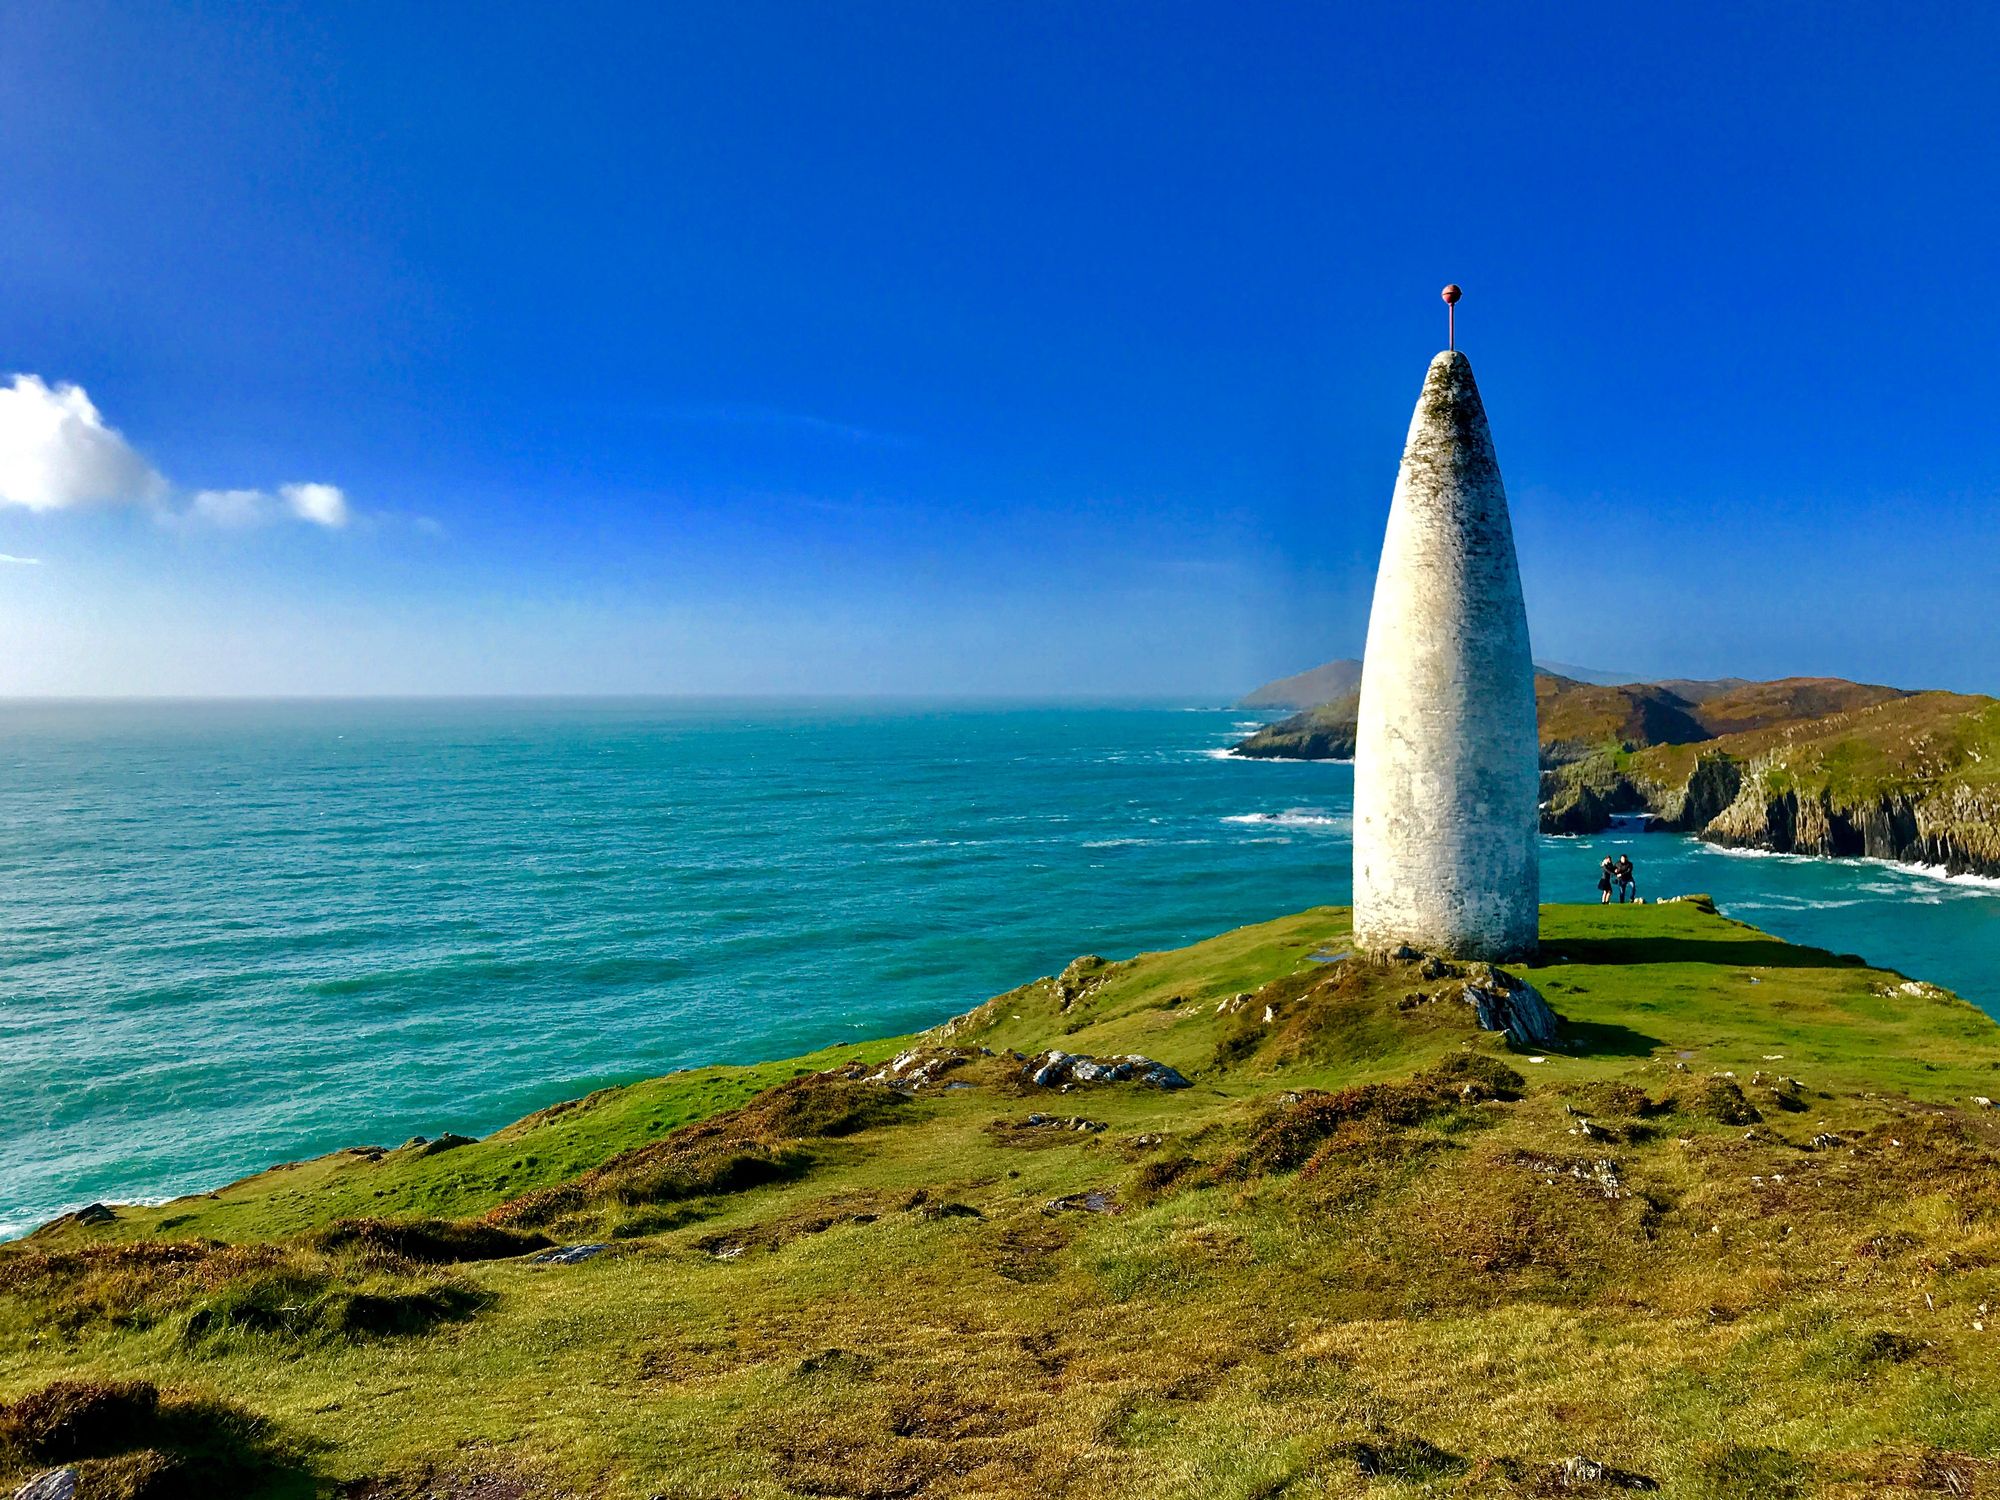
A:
<box><xmin>1353</xmin><ymin>296</ymin><xmax>1539</xmax><ymax>960</ymax></box>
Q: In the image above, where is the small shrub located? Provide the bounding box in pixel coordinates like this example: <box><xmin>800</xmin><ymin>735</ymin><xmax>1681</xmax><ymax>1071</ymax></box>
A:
<box><xmin>1426</xmin><ymin>1052</ymin><xmax>1525</xmax><ymax>1100</ymax></box>
<box><xmin>1332</xmin><ymin>1432</ymin><xmax>1466</xmax><ymax>1482</ymax></box>
<box><xmin>737</xmin><ymin>1075</ymin><xmax>907</xmax><ymax>1139</ymax></box>
<box><xmin>0</xmin><ymin>1378</ymin><xmax>159</xmax><ymax>1462</ymax></box>
<box><xmin>310</xmin><ymin>1217</ymin><xmax>550</xmax><ymax>1264</ymax></box>
<box><xmin>483</xmin><ymin>1072</ymin><xmax>901</xmax><ymax>1230</ymax></box>
<box><xmin>1222</xmin><ymin>1054</ymin><xmax>1523</xmax><ymax>1179</ymax></box>
<box><xmin>1132</xmin><ymin>1156</ymin><xmax>1200</xmax><ymax>1201</ymax></box>
<box><xmin>0</xmin><ymin>1380</ymin><xmax>299</xmax><ymax>1496</ymax></box>
<box><xmin>1683</xmin><ymin>1077</ymin><xmax>1762</xmax><ymax>1126</ymax></box>
<box><xmin>181</xmin><ymin>1268</ymin><xmax>487</xmax><ymax>1344</ymax></box>
<box><xmin>1687</xmin><ymin>1445</ymin><xmax>1810</xmax><ymax>1500</ymax></box>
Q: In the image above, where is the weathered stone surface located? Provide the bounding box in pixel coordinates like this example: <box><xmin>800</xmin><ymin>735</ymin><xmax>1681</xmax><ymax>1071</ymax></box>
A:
<box><xmin>12</xmin><ymin>1471</ymin><xmax>79</xmax><ymax>1500</ymax></box>
<box><xmin>1461</xmin><ymin>967</ymin><xmax>1560</xmax><ymax>1047</ymax></box>
<box><xmin>530</xmin><ymin>1243</ymin><xmax>607</xmax><ymax>1266</ymax></box>
<box><xmin>1051</xmin><ymin>955</ymin><xmax>1108</xmax><ymax>1011</ymax></box>
<box><xmin>864</xmin><ymin>1047</ymin><xmax>983</xmax><ymax>1091</ymax></box>
<box><xmin>1021</xmin><ymin>1051</ymin><xmax>1191</xmax><ymax>1091</ymax></box>
<box><xmin>1354</xmin><ymin>350</ymin><xmax>1539</xmax><ymax>960</ymax></box>
<box><xmin>1557</xmin><ymin>1454</ymin><xmax>1660</xmax><ymax>1490</ymax></box>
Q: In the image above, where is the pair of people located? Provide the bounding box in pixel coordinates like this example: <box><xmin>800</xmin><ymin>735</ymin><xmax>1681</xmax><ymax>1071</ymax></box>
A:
<box><xmin>1598</xmin><ymin>854</ymin><xmax>1636</xmax><ymax>904</ymax></box>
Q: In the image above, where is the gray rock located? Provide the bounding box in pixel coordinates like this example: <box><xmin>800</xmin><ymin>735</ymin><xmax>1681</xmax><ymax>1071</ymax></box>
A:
<box><xmin>531</xmin><ymin>1243</ymin><xmax>608</xmax><ymax>1266</ymax></box>
<box><xmin>864</xmin><ymin>1047</ymin><xmax>976</xmax><ymax>1091</ymax></box>
<box><xmin>1020</xmin><ymin>1112</ymin><xmax>1106</xmax><ymax>1133</ymax></box>
<box><xmin>1462</xmin><ymin>968</ymin><xmax>1560</xmax><ymax>1047</ymax></box>
<box><xmin>13</xmin><ymin>1471</ymin><xmax>79</xmax><ymax>1500</ymax></box>
<box><xmin>1022</xmin><ymin>1050</ymin><xmax>1191</xmax><ymax>1091</ymax></box>
<box><xmin>1043</xmin><ymin>1189</ymin><xmax>1121</xmax><ymax>1216</ymax></box>
<box><xmin>1557</xmin><ymin>1454</ymin><xmax>1659</xmax><ymax>1490</ymax></box>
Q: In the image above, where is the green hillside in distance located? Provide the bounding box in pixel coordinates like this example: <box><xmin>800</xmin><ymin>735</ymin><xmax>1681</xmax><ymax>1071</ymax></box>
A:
<box><xmin>1238</xmin><ymin>658</ymin><xmax>1641</xmax><ymax>710</ymax></box>
<box><xmin>5</xmin><ymin>901</ymin><xmax>2000</xmax><ymax>1498</ymax></box>
<box><xmin>1230</xmin><ymin>673</ymin><xmax>2000</xmax><ymax>876</ymax></box>
<box><xmin>1238</xmin><ymin>658</ymin><xmax>1365</xmax><ymax>709</ymax></box>
<box><xmin>1231</xmin><ymin>673</ymin><xmax>1906</xmax><ymax>765</ymax></box>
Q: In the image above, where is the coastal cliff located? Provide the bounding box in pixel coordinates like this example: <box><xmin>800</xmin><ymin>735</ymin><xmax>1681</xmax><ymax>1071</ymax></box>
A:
<box><xmin>1545</xmin><ymin>692</ymin><xmax>2000</xmax><ymax>875</ymax></box>
<box><xmin>5</xmin><ymin>902</ymin><xmax>1999</xmax><ymax>1497</ymax></box>
<box><xmin>1234</xmin><ymin>671</ymin><xmax>2000</xmax><ymax>878</ymax></box>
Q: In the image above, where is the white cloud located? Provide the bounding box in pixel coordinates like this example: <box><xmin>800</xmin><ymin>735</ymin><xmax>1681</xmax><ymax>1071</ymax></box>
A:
<box><xmin>189</xmin><ymin>488</ymin><xmax>274</xmax><ymax>528</ymax></box>
<box><xmin>185</xmin><ymin>483</ymin><xmax>349</xmax><ymax>530</ymax></box>
<box><xmin>0</xmin><ymin>552</ymin><xmax>43</xmax><ymax>565</ymax></box>
<box><xmin>1</xmin><ymin>373</ymin><xmax>357</xmax><ymax>534</ymax></box>
<box><xmin>0</xmin><ymin>375</ymin><xmax>168</xmax><ymax>512</ymax></box>
<box><xmin>280</xmin><ymin>482</ymin><xmax>349</xmax><ymax>529</ymax></box>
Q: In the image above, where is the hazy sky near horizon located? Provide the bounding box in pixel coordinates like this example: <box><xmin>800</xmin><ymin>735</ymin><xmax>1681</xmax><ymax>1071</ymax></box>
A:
<box><xmin>3</xmin><ymin>2</ymin><xmax>1998</xmax><ymax>697</ymax></box>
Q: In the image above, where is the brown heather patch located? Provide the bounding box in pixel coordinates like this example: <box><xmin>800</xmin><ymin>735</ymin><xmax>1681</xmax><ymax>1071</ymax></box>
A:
<box><xmin>0</xmin><ymin>1378</ymin><xmax>304</xmax><ymax>1496</ymax></box>
<box><xmin>1220</xmin><ymin>1052</ymin><xmax>1523</xmax><ymax>1179</ymax></box>
<box><xmin>484</xmin><ymin>1072</ymin><xmax>908</xmax><ymax>1231</ymax></box>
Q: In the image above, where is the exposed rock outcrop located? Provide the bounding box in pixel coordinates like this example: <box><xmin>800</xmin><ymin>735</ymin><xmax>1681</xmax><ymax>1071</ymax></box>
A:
<box><xmin>1021</xmin><ymin>1051</ymin><xmax>1191</xmax><ymax>1091</ymax></box>
<box><xmin>1230</xmin><ymin>695</ymin><xmax>1359</xmax><ymax>761</ymax></box>
<box><xmin>1461</xmin><ymin>968</ymin><xmax>1560</xmax><ymax>1048</ymax></box>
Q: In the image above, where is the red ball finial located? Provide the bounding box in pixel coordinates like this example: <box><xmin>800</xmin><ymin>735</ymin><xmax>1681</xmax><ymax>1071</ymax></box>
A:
<box><xmin>1441</xmin><ymin>284</ymin><xmax>1461</xmax><ymax>304</ymax></box>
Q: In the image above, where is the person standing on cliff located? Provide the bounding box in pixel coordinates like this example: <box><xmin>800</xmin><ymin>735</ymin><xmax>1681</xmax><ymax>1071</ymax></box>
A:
<box><xmin>1599</xmin><ymin>857</ymin><xmax>1616</xmax><ymax>904</ymax></box>
<box><xmin>1616</xmin><ymin>854</ymin><xmax>1637</xmax><ymax>903</ymax></box>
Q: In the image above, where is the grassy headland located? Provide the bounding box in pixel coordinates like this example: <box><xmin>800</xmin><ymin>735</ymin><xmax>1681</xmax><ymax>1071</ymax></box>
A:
<box><xmin>5</xmin><ymin>901</ymin><xmax>2000</xmax><ymax>1497</ymax></box>
<box><xmin>1231</xmin><ymin>675</ymin><xmax>2000</xmax><ymax>876</ymax></box>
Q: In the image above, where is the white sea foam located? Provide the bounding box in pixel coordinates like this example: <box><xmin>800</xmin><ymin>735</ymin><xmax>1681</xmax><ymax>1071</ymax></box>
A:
<box><xmin>1200</xmin><ymin>746</ymin><xmax>1352</xmax><ymax>764</ymax></box>
<box><xmin>1857</xmin><ymin>856</ymin><xmax>2000</xmax><ymax>893</ymax></box>
<box><xmin>1223</xmin><ymin>809</ymin><xmax>1346</xmax><ymax>830</ymax></box>
<box><xmin>1696</xmin><ymin>843</ymin><xmax>2000</xmax><ymax>894</ymax></box>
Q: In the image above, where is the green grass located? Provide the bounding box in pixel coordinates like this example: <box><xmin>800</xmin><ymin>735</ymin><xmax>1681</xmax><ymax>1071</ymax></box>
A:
<box><xmin>6</xmin><ymin>902</ymin><xmax>2000</xmax><ymax>1498</ymax></box>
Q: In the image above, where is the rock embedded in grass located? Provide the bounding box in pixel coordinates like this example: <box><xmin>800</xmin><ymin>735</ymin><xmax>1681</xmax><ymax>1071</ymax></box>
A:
<box><xmin>1021</xmin><ymin>1051</ymin><xmax>1191</xmax><ymax>1090</ymax></box>
<box><xmin>1459</xmin><ymin>967</ymin><xmax>1560</xmax><ymax>1047</ymax></box>
<box><xmin>12</xmin><ymin>1469</ymin><xmax>78</xmax><ymax>1500</ymax></box>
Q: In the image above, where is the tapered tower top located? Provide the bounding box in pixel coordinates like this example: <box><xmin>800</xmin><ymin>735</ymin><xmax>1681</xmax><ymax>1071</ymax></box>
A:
<box><xmin>1351</xmin><ymin>337</ymin><xmax>1539</xmax><ymax>961</ymax></box>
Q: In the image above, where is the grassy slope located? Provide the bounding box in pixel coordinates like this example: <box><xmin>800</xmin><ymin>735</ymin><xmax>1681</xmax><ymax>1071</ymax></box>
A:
<box><xmin>53</xmin><ymin>1040</ymin><xmax>907</xmax><ymax>1248</ymax></box>
<box><xmin>6</xmin><ymin>902</ymin><xmax>2000</xmax><ymax>1498</ymax></box>
<box><xmin>1235</xmin><ymin>676</ymin><xmax>1916</xmax><ymax>767</ymax></box>
<box><xmin>1635</xmin><ymin>691</ymin><xmax>2000</xmax><ymax>799</ymax></box>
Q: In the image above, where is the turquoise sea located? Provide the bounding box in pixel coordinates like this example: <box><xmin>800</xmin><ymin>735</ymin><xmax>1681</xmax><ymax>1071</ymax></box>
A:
<box><xmin>5</xmin><ymin>699</ymin><xmax>2000</xmax><ymax>1240</ymax></box>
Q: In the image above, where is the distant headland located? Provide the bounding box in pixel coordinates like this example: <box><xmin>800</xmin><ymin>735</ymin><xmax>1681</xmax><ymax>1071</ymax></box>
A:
<box><xmin>1232</xmin><ymin>661</ymin><xmax>2000</xmax><ymax>877</ymax></box>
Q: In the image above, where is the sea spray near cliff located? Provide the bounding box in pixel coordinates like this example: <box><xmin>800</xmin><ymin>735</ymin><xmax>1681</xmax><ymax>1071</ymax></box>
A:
<box><xmin>5</xmin><ymin>698</ymin><xmax>2000</xmax><ymax>1239</ymax></box>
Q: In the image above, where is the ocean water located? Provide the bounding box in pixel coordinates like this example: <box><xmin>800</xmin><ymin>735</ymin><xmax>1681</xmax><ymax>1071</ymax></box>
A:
<box><xmin>4</xmin><ymin>699</ymin><xmax>1999</xmax><ymax>1240</ymax></box>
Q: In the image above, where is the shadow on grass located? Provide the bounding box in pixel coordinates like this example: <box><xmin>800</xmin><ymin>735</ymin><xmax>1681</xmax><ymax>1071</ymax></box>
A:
<box><xmin>1562</xmin><ymin>1019</ymin><xmax>1668</xmax><ymax>1058</ymax></box>
<box><xmin>0</xmin><ymin>1378</ymin><xmax>319</xmax><ymax>1497</ymax></box>
<box><xmin>1547</xmin><ymin>937</ymin><xmax>1849</xmax><ymax>970</ymax></box>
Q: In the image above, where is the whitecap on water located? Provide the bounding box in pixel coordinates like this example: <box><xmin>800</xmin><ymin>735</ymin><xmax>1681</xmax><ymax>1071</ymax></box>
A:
<box><xmin>1222</xmin><ymin>809</ymin><xmax>1347</xmax><ymax>830</ymax></box>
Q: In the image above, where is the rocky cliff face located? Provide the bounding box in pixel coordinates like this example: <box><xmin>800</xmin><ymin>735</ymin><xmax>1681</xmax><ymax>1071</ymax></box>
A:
<box><xmin>1538</xmin><ymin>693</ymin><xmax>2000</xmax><ymax>878</ymax></box>
<box><xmin>1698</xmin><ymin>766</ymin><xmax>2000</xmax><ymax>874</ymax></box>
<box><xmin>1231</xmin><ymin>695</ymin><xmax>1359</xmax><ymax>760</ymax></box>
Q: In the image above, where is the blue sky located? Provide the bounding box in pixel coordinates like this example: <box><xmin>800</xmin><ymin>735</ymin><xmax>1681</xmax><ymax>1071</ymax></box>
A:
<box><xmin>2</xmin><ymin>2</ymin><xmax>1997</xmax><ymax>696</ymax></box>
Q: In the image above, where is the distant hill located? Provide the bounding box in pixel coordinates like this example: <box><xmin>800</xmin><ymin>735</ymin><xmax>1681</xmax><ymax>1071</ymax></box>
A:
<box><xmin>1235</xmin><ymin>669</ymin><xmax>2000</xmax><ymax>875</ymax></box>
<box><xmin>1230</xmin><ymin>672</ymin><xmax>1916</xmax><ymax>773</ymax></box>
<box><xmin>1237</xmin><ymin>659</ymin><xmax>1364</xmax><ymax>709</ymax></box>
<box><xmin>1533</xmin><ymin>659</ymin><xmax>1648</xmax><ymax>687</ymax></box>
<box><xmin>1546</xmin><ymin>688</ymin><xmax>2000</xmax><ymax>873</ymax></box>
<box><xmin>1240</xmin><ymin>657</ymin><xmax>1633</xmax><ymax>708</ymax></box>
